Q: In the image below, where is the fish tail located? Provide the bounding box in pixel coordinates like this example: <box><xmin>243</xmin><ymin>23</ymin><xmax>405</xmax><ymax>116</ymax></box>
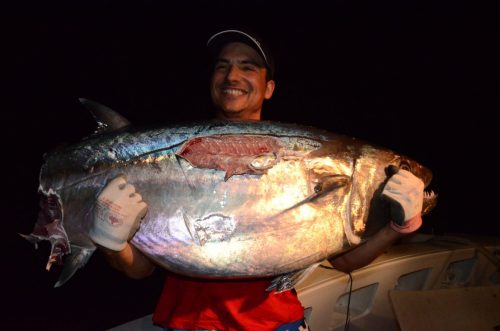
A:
<box><xmin>55</xmin><ymin>245</ymin><xmax>96</xmax><ymax>287</ymax></box>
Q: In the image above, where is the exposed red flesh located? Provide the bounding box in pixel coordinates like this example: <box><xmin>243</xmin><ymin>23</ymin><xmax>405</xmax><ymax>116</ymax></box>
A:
<box><xmin>176</xmin><ymin>135</ymin><xmax>281</xmax><ymax>179</ymax></box>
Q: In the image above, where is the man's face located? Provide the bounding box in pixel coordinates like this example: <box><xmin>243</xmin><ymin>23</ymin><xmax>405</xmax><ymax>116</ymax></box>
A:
<box><xmin>210</xmin><ymin>42</ymin><xmax>275</xmax><ymax>121</ymax></box>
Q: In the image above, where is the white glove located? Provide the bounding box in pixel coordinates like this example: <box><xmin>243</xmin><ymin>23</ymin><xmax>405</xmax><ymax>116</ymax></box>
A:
<box><xmin>89</xmin><ymin>176</ymin><xmax>148</xmax><ymax>251</ymax></box>
<box><xmin>382</xmin><ymin>169</ymin><xmax>424</xmax><ymax>233</ymax></box>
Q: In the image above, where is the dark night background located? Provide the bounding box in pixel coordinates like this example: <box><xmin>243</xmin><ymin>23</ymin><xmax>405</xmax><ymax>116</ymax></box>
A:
<box><xmin>4</xmin><ymin>1</ymin><xmax>497</xmax><ymax>330</ymax></box>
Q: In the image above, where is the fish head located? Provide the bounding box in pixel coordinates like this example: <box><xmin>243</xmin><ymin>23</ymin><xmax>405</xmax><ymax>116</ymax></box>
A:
<box><xmin>385</xmin><ymin>155</ymin><xmax>437</xmax><ymax>216</ymax></box>
<box><xmin>387</xmin><ymin>156</ymin><xmax>432</xmax><ymax>187</ymax></box>
<box><xmin>353</xmin><ymin>149</ymin><xmax>438</xmax><ymax>243</ymax></box>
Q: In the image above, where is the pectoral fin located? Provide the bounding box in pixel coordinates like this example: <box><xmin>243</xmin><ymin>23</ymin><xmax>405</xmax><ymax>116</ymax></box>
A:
<box><xmin>267</xmin><ymin>263</ymin><xmax>321</xmax><ymax>293</ymax></box>
<box><xmin>54</xmin><ymin>245</ymin><xmax>96</xmax><ymax>287</ymax></box>
<box><xmin>275</xmin><ymin>174</ymin><xmax>350</xmax><ymax>216</ymax></box>
<box><xmin>183</xmin><ymin>212</ymin><xmax>236</xmax><ymax>246</ymax></box>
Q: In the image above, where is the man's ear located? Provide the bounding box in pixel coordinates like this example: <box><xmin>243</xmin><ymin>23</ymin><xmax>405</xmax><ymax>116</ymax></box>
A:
<box><xmin>264</xmin><ymin>80</ymin><xmax>276</xmax><ymax>100</ymax></box>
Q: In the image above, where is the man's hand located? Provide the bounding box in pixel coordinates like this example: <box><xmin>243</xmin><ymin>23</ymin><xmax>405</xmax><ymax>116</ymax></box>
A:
<box><xmin>382</xmin><ymin>169</ymin><xmax>424</xmax><ymax>234</ymax></box>
<box><xmin>89</xmin><ymin>176</ymin><xmax>148</xmax><ymax>251</ymax></box>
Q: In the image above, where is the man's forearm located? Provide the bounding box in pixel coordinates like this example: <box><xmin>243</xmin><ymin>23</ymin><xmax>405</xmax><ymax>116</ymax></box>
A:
<box><xmin>329</xmin><ymin>223</ymin><xmax>403</xmax><ymax>273</ymax></box>
<box><xmin>99</xmin><ymin>242</ymin><xmax>156</xmax><ymax>279</ymax></box>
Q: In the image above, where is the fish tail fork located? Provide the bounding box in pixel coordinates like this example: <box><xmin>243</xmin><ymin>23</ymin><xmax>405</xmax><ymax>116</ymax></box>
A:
<box><xmin>22</xmin><ymin>191</ymin><xmax>71</xmax><ymax>271</ymax></box>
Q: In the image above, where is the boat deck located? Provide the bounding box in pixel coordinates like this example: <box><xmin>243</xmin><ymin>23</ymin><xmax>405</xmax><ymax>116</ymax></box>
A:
<box><xmin>108</xmin><ymin>234</ymin><xmax>500</xmax><ymax>331</ymax></box>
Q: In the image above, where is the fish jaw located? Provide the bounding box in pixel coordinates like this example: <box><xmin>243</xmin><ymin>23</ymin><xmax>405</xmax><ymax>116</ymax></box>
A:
<box><xmin>422</xmin><ymin>190</ymin><xmax>438</xmax><ymax>216</ymax></box>
<box><xmin>416</xmin><ymin>164</ymin><xmax>438</xmax><ymax>216</ymax></box>
<box><xmin>402</xmin><ymin>160</ymin><xmax>438</xmax><ymax>216</ymax></box>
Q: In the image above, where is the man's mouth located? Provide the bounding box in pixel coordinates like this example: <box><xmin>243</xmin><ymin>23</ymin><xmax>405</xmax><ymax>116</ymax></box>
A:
<box><xmin>221</xmin><ymin>88</ymin><xmax>246</xmax><ymax>96</ymax></box>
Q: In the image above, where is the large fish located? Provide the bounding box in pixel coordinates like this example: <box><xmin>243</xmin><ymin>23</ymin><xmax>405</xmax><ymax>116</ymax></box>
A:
<box><xmin>23</xmin><ymin>99</ymin><xmax>437</xmax><ymax>288</ymax></box>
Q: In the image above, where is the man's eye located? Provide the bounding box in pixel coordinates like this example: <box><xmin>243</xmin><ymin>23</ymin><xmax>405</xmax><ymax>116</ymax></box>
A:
<box><xmin>215</xmin><ymin>64</ymin><xmax>227</xmax><ymax>70</ymax></box>
<box><xmin>242</xmin><ymin>65</ymin><xmax>256</xmax><ymax>71</ymax></box>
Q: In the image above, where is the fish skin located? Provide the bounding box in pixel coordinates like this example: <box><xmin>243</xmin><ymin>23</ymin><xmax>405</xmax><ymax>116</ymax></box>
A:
<box><xmin>26</xmin><ymin>115</ymin><xmax>436</xmax><ymax>285</ymax></box>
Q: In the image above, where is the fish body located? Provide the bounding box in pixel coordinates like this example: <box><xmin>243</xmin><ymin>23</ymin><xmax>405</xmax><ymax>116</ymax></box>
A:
<box><xmin>25</xmin><ymin>101</ymin><xmax>436</xmax><ymax>286</ymax></box>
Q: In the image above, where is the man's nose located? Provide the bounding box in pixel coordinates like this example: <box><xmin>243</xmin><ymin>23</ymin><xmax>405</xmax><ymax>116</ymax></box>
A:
<box><xmin>225</xmin><ymin>65</ymin><xmax>241</xmax><ymax>81</ymax></box>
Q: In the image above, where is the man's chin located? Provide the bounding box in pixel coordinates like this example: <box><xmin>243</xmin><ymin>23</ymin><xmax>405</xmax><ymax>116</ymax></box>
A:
<box><xmin>219</xmin><ymin>105</ymin><xmax>244</xmax><ymax>115</ymax></box>
<box><xmin>216</xmin><ymin>108</ymin><xmax>259</xmax><ymax>121</ymax></box>
<box><xmin>218</xmin><ymin>109</ymin><xmax>243</xmax><ymax>119</ymax></box>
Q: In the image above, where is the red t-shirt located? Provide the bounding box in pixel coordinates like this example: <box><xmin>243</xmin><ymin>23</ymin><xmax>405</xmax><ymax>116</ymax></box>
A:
<box><xmin>152</xmin><ymin>272</ymin><xmax>304</xmax><ymax>331</ymax></box>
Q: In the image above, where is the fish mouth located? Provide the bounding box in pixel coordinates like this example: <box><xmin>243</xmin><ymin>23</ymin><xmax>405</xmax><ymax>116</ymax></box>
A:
<box><xmin>419</xmin><ymin>164</ymin><xmax>438</xmax><ymax>216</ymax></box>
<box><xmin>422</xmin><ymin>190</ymin><xmax>438</xmax><ymax>216</ymax></box>
<box><xmin>420</xmin><ymin>166</ymin><xmax>434</xmax><ymax>189</ymax></box>
<box><xmin>397</xmin><ymin>162</ymin><xmax>438</xmax><ymax>216</ymax></box>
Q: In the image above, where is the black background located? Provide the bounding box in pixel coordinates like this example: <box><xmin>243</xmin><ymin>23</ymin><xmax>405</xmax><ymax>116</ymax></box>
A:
<box><xmin>5</xmin><ymin>1</ymin><xmax>497</xmax><ymax>330</ymax></box>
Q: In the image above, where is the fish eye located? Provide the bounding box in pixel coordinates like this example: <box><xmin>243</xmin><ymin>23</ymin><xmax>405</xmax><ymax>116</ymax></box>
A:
<box><xmin>399</xmin><ymin>161</ymin><xmax>411</xmax><ymax>171</ymax></box>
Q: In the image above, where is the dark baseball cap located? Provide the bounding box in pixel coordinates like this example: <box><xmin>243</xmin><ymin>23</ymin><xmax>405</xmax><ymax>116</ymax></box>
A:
<box><xmin>207</xmin><ymin>29</ymin><xmax>275</xmax><ymax>80</ymax></box>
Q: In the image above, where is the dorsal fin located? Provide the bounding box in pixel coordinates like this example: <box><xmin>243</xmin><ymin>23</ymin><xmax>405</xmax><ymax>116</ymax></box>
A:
<box><xmin>78</xmin><ymin>98</ymin><xmax>131</xmax><ymax>133</ymax></box>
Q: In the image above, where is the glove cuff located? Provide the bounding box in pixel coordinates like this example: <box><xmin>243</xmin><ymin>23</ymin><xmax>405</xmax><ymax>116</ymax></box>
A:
<box><xmin>390</xmin><ymin>213</ymin><xmax>422</xmax><ymax>234</ymax></box>
<box><xmin>89</xmin><ymin>227</ymin><xmax>128</xmax><ymax>251</ymax></box>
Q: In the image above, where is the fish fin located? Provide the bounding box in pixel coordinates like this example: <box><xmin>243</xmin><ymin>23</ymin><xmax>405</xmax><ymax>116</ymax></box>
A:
<box><xmin>21</xmin><ymin>214</ymin><xmax>71</xmax><ymax>271</ymax></box>
<box><xmin>182</xmin><ymin>212</ymin><xmax>205</xmax><ymax>246</ymax></box>
<box><xmin>78</xmin><ymin>98</ymin><xmax>131</xmax><ymax>133</ymax></box>
<box><xmin>224</xmin><ymin>171</ymin><xmax>234</xmax><ymax>181</ymax></box>
<box><xmin>54</xmin><ymin>245</ymin><xmax>96</xmax><ymax>287</ymax></box>
<box><xmin>273</xmin><ymin>174</ymin><xmax>351</xmax><ymax>217</ymax></box>
<box><xmin>224</xmin><ymin>168</ymin><xmax>247</xmax><ymax>181</ymax></box>
<box><xmin>316</xmin><ymin>174</ymin><xmax>351</xmax><ymax>195</ymax></box>
<box><xmin>18</xmin><ymin>233</ymin><xmax>40</xmax><ymax>249</ymax></box>
<box><xmin>223</xmin><ymin>164</ymin><xmax>248</xmax><ymax>181</ymax></box>
<box><xmin>174</xmin><ymin>155</ymin><xmax>197</xmax><ymax>194</ymax></box>
<box><xmin>267</xmin><ymin>263</ymin><xmax>321</xmax><ymax>293</ymax></box>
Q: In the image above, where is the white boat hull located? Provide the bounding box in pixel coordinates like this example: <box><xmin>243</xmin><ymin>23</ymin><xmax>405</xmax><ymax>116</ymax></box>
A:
<box><xmin>108</xmin><ymin>234</ymin><xmax>500</xmax><ymax>331</ymax></box>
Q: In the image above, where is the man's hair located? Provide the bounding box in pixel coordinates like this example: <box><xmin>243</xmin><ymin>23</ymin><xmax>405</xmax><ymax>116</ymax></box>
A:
<box><xmin>207</xmin><ymin>29</ymin><xmax>275</xmax><ymax>81</ymax></box>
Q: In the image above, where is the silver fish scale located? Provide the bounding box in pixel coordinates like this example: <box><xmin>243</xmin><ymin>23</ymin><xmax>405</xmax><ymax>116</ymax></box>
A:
<box><xmin>44</xmin><ymin>121</ymin><xmax>332</xmax><ymax>175</ymax></box>
<box><xmin>31</xmin><ymin>120</ymin><xmax>435</xmax><ymax>284</ymax></box>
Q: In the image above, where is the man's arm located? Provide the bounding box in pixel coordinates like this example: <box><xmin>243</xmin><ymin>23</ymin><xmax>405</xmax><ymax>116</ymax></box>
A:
<box><xmin>89</xmin><ymin>175</ymin><xmax>156</xmax><ymax>279</ymax></box>
<box><xmin>98</xmin><ymin>243</ymin><xmax>156</xmax><ymax>279</ymax></box>
<box><xmin>329</xmin><ymin>223</ymin><xmax>403</xmax><ymax>273</ymax></box>
<box><xmin>330</xmin><ymin>169</ymin><xmax>424</xmax><ymax>273</ymax></box>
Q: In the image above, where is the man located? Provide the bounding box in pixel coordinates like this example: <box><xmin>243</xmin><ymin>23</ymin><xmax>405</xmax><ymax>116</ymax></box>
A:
<box><xmin>89</xmin><ymin>29</ymin><xmax>424</xmax><ymax>331</ymax></box>
<box><xmin>208</xmin><ymin>29</ymin><xmax>275</xmax><ymax>121</ymax></box>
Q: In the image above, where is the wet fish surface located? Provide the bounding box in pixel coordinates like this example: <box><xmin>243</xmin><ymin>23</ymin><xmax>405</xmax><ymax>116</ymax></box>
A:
<box><xmin>23</xmin><ymin>99</ymin><xmax>437</xmax><ymax>287</ymax></box>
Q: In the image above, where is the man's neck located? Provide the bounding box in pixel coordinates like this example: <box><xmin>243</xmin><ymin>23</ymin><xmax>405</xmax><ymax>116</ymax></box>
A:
<box><xmin>215</xmin><ymin>110</ymin><xmax>261</xmax><ymax>121</ymax></box>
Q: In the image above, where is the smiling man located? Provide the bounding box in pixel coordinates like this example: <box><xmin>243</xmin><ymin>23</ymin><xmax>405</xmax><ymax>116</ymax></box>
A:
<box><xmin>90</xmin><ymin>29</ymin><xmax>425</xmax><ymax>331</ymax></box>
<box><xmin>208</xmin><ymin>30</ymin><xmax>276</xmax><ymax>120</ymax></box>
